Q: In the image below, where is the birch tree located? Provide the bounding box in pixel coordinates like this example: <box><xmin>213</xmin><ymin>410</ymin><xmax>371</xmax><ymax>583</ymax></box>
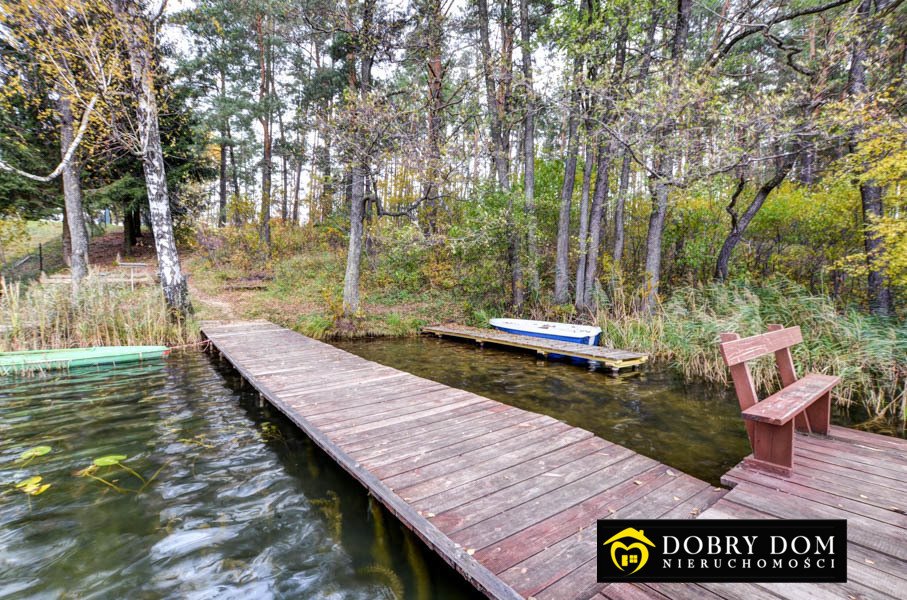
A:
<box><xmin>111</xmin><ymin>0</ymin><xmax>192</xmax><ymax>315</ymax></box>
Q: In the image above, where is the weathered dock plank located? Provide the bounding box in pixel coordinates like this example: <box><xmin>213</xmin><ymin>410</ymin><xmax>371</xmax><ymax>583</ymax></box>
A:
<box><xmin>705</xmin><ymin>427</ymin><xmax>907</xmax><ymax>599</ymax></box>
<box><xmin>202</xmin><ymin>321</ymin><xmax>716</xmax><ymax>599</ymax></box>
<box><xmin>423</xmin><ymin>323</ymin><xmax>648</xmax><ymax>370</ymax></box>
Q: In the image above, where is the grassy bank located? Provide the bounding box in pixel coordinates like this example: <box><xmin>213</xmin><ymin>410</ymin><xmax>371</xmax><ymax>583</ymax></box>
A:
<box><xmin>0</xmin><ymin>220</ymin><xmax>66</xmax><ymax>283</ymax></box>
<box><xmin>0</xmin><ymin>276</ymin><xmax>199</xmax><ymax>351</ymax></box>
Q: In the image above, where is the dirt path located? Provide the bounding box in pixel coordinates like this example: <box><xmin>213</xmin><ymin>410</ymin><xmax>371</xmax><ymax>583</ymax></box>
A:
<box><xmin>188</xmin><ymin>280</ymin><xmax>238</xmax><ymax>321</ymax></box>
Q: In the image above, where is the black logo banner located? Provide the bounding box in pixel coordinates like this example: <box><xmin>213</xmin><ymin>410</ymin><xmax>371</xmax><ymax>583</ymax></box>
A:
<box><xmin>597</xmin><ymin>519</ymin><xmax>847</xmax><ymax>583</ymax></box>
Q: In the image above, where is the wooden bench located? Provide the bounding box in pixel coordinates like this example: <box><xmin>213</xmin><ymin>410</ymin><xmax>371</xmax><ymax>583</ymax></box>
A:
<box><xmin>719</xmin><ymin>324</ymin><xmax>839</xmax><ymax>475</ymax></box>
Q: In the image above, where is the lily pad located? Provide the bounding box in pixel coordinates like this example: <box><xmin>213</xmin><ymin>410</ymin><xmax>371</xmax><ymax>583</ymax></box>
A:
<box><xmin>16</xmin><ymin>475</ymin><xmax>43</xmax><ymax>489</ymax></box>
<box><xmin>93</xmin><ymin>455</ymin><xmax>127</xmax><ymax>467</ymax></box>
<box><xmin>29</xmin><ymin>483</ymin><xmax>51</xmax><ymax>495</ymax></box>
<box><xmin>15</xmin><ymin>475</ymin><xmax>50</xmax><ymax>495</ymax></box>
<box><xmin>19</xmin><ymin>446</ymin><xmax>52</xmax><ymax>460</ymax></box>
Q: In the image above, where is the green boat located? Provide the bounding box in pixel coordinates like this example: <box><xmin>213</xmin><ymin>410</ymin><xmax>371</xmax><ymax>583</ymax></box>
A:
<box><xmin>0</xmin><ymin>346</ymin><xmax>170</xmax><ymax>375</ymax></box>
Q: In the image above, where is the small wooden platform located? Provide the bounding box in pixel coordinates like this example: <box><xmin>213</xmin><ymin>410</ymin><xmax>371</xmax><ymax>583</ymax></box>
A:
<box><xmin>423</xmin><ymin>324</ymin><xmax>648</xmax><ymax>371</ymax></box>
<box><xmin>693</xmin><ymin>427</ymin><xmax>907</xmax><ymax>600</ymax></box>
<box><xmin>202</xmin><ymin>321</ymin><xmax>718</xmax><ymax>599</ymax></box>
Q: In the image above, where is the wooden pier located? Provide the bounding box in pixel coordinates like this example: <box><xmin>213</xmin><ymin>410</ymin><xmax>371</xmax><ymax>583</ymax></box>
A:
<box><xmin>423</xmin><ymin>324</ymin><xmax>648</xmax><ymax>371</ymax></box>
<box><xmin>203</xmin><ymin>321</ymin><xmax>907</xmax><ymax>600</ymax></box>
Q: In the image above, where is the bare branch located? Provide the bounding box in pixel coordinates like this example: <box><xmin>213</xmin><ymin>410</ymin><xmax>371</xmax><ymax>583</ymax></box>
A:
<box><xmin>0</xmin><ymin>95</ymin><xmax>99</xmax><ymax>183</ymax></box>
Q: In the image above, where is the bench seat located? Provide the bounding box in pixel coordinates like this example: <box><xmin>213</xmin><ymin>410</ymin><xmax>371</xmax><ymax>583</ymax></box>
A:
<box><xmin>742</xmin><ymin>374</ymin><xmax>840</xmax><ymax>426</ymax></box>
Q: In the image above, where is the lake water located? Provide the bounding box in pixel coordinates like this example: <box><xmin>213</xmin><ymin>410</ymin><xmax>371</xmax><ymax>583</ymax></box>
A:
<box><xmin>0</xmin><ymin>352</ymin><xmax>480</xmax><ymax>599</ymax></box>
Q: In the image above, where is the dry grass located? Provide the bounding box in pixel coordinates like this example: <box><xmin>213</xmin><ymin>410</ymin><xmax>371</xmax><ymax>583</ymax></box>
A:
<box><xmin>0</xmin><ymin>275</ymin><xmax>198</xmax><ymax>351</ymax></box>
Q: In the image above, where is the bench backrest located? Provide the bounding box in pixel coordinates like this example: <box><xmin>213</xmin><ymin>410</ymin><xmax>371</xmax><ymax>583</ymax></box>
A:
<box><xmin>718</xmin><ymin>325</ymin><xmax>802</xmax><ymax>443</ymax></box>
<box><xmin>719</xmin><ymin>325</ymin><xmax>802</xmax><ymax>367</ymax></box>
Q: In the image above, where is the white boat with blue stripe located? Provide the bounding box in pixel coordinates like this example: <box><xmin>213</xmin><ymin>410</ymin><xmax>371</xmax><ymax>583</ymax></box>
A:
<box><xmin>489</xmin><ymin>318</ymin><xmax>602</xmax><ymax>346</ymax></box>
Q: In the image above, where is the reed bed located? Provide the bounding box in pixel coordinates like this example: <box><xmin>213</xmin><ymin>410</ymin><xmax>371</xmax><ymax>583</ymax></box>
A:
<box><xmin>596</xmin><ymin>279</ymin><xmax>907</xmax><ymax>424</ymax></box>
<box><xmin>0</xmin><ymin>275</ymin><xmax>199</xmax><ymax>351</ymax></box>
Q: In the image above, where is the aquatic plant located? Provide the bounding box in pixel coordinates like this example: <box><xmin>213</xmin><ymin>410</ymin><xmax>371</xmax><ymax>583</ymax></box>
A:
<box><xmin>311</xmin><ymin>490</ymin><xmax>342</xmax><ymax>540</ymax></box>
<box><xmin>18</xmin><ymin>445</ymin><xmax>51</xmax><ymax>466</ymax></box>
<box><xmin>75</xmin><ymin>454</ymin><xmax>168</xmax><ymax>495</ymax></box>
<box><xmin>358</xmin><ymin>564</ymin><xmax>405</xmax><ymax>600</ymax></box>
<box><xmin>369</xmin><ymin>497</ymin><xmax>393</xmax><ymax>570</ymax></box>
<box><xmin>259</xmin><ymin>422</ymin><xmax>285</xmax><ymax>443</ymax></box>
<box><xmin>14</xmin><ymin>475</ymin><xmax>50</xmax><ymax>496</ymax></box>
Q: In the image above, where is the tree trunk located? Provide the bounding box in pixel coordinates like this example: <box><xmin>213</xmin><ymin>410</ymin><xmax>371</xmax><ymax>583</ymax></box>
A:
<box><xmin>644</xmin><ymin>165</ymin><xmax>671</xmax><ymax>311</ymax></box>
<box><xmin>112</xmin><ymin>0</ymin><xmax>191</xmax><ymax>315</ymax></box>
<box><xmin>275</xmin><ymin>77</ymin><xmax>288</xmax><ymax>222</ymax></box>
<box><xmin>848</xmin><ymin>0</ymin><xmax>894</xmax><ymax>316</ymax></box>
<box><xmin>520</xmin><ymin>0</ymin><xmax>538</xmax><ymax>298</ymax></box>
<box><xmin>343</xmin><ymin>164</ymin><xmax>366</xmax><ymax>314</ymax></box>
<box><xmin>227</xmin><ymin>121</ymin><xmax>240</xmax><ymax>201</ymax></box>
<box><xmin>422</xmin><ymin>0</ymin><xmax>444</xmax><ymax>233</ymax></box>
<box><xmin>342</xmin><ymin>0</ymin><xmax>375</xmax><ymax>316</ymax></box>
<box><xmin>612</xmin><ymin>150</ymin><xmax>631</xmax><ymax>265</ymax></box>
<box><xmin>860</xmin><ymin>184</ymin><xmax>893</xmax><ymax>315</ymax></box>
<box><xmin>715</xmin><ymin>159</ymin><xmax>795</xmax><ymax>280</ymax></box>
<box><xmin>132</xmin><ymin>207</ymin><xmax>142</xmax><ymax>238</ymax></box>
<box><xmin>124</xmin><ymin>207</ymin><xmax>136</xmax><ymax>252</ymax></box>
<box><xmin>256</xmin><ymin>14</ymin><xmax>272</xmax><ymax>247</ymax></box>
<box><xmin>477</xmin><ymin>0</ymin><xmax>521</xmax><ymax>307</ymax></box>
<box><xmin>642</xmin><ymin>0</ymin><xmax>691</xmax><ymax>313</ymax></box>
<box><xmin>554</xmin><ymin>60</ymin><xmax>582</xmax><ymax>304</ymax></box>
<box><xmin>581</xmin><ymin>143</ymin><xmax>611</xmax><ymax>308</ymax></box>
<box><xmin>218</xmin><ymin>138</ymin><xmax>228</xmax><ymax>227</ymax></box>
<box><xmin>217</xmin><ymin>68</ymin><xmax>228</xmax><ymax>227</ymax></box>
<box><xmin>614</xmin><ymin>8</ymin><xmax>658</xmax><ymax>269</ymax></box>
<box><xmin>574</xmin><ymin>140</ymin><xmax>594</xmax><ymax>309</ymax></box>
<box><xmin>62</xmin><ymin>205</ymin><xmax>71</xmax><ymax>267</ymax></box>
<box><xmin>292</xmin><ymin>156</ymin><xmax>302</xmax><ymax>224</ymax></box>
<box><xmin>58</xmin><ymin>95</ymin><xmax>89</xmax><ymax>297</ymax></box>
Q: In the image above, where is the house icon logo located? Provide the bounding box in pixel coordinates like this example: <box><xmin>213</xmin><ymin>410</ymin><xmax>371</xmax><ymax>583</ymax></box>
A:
<box><xmin>602</xmin><ymin>527</ymin><xmax>655</xmax><ymax>575</ymax></box>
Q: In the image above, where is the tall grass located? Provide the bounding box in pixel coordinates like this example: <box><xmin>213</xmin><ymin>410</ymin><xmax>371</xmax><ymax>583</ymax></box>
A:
<box><xmin>0</xmin><ymin>276</ymin><xmax>198</xmax><ymax>351</ymax></box>
<box><xmin>596</xmin><ymin>279</ymin><xmax>907</xmax><ymax>424</ymax></box>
